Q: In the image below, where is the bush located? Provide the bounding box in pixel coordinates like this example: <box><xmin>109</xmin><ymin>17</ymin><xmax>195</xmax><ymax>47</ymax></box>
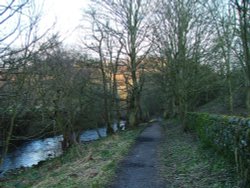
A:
<box><xmin>186</xmin><ymin>112</ymin><xmax>250</xmax><ymax>186</ymax></box>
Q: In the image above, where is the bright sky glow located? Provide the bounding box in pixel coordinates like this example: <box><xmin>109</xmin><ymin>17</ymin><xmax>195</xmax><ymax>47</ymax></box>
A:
<box><xmin>41</xmin><ymin>0</ymin><xmax>90</xmax><ymax>45</ymax></box>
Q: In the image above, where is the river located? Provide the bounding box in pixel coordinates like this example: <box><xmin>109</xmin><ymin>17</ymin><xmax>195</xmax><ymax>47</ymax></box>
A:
<box><xmin>0</xmin><ymin>121</ymin><xmax>125</xmax><ymax>175</ymax></box>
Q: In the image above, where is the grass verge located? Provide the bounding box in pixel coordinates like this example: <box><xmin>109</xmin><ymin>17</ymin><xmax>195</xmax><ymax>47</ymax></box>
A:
<box><xmin>0</xmin><ymin>126</ymin><xmax>145</xmax><ymax>188</ymax></box>
<box><xmin>160</xmin><ymin>119</ymin><xmax>240</xmax><ymax>188</ymax></box>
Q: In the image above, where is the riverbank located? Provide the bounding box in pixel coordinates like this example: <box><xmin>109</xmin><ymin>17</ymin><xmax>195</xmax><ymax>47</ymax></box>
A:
<box><xmin>160</xmin><ymin>119</ymin><xmax>240</xmax><ymax>187</ymax></box>
<box><xmin>0</xmin><ymin>125</ymin><xmax>146</xmax><ymax>188</ymax></box>
<box><xmin>1</xmin><ymin>119</ymin><xmax>242</xmax><ymax>187</ymax></box>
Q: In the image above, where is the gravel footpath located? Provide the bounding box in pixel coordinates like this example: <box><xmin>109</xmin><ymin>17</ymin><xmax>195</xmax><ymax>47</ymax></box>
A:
<box><xmin>109</xmin><ymin>121</ymin><xmax>166</xmax><ymax>188</ymax></box>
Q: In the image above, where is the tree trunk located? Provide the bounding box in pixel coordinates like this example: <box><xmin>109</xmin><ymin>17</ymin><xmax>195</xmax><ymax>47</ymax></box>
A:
<box><xmin>62</xmin><ymin>125</ymin><xmax>79</xmax><ymax>150</ymax></box>
<box><xmin>227</xmin><ymin>75</ymin><xmax>233</xmax><ymax>114</ymax></box>
<box><xmin>0</xmin><ymin>110</ymin><xmax>17</xmax><ymax>166</ymax></box>
<box><xmin>100</xmin><ymin>55</ymin><xmax>114</xmax><ymax>135</ymax></box>
<box><xmin>180</xmin><ymin>102</ymin><xmax>188</xmax><ymax>132</ymax></box>
<box><xmin>246</xmin><ymin>85</ymin><xmax>250</xmax><ymax>115</ymax></box>
<box><xmin>236</xmin><ymin>0</ymin><xmax>250</xmax><ymax>114</ymax></box>
<box><xmin>113</xmin><ymin>71</ymin><xmax>122</xmax><ymax>130</ymax></box>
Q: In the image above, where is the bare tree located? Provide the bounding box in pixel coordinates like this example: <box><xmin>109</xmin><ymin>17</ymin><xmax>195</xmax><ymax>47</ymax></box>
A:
<box><xmin>0</xmin><ymin>0</ymin><xmax>53</xmax><ymax>166</ymax></box>
<box><xmin>36</xmin><ymin>47</ymin><xmax>100</xmax><ymax>149</ymax></box>
<box><xmin>86</xmin><ymin>0</ymin><xmax>155</xmax><ymax>127</ymax></box>
<box><xmin>105</xmin><ymin>28</ymin><xmax>124</xmax><ymax>130</ymax></box>
<box><xmin>153</xmin><ymin>0</ymin><xmax>216</xmax><ymax>129</ymax></box>
<box><xmin>204</xmin><ymin>0</ymin><xmax>236</xmax><ymax>113</ymax></box>
<box><xmin>231</xmin><ymin>0</ymin><xmax>250</xmax><ymax>114</ymax></box>
<box><xmin>83</xmin><ymin>10</ymin><xmax>116</xmax><ymax>134</ymax></box>
<box><xmin>0</xmin><ymin>0</ymin><xmax>28</xmax><ymax>58</ymax></box>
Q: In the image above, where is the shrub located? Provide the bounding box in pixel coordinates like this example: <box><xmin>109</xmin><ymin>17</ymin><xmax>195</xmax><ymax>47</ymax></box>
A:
<box><xmin>186</xmin><ymin>112</ymin><xmax>250</xmax><ymax>186</ymax></box>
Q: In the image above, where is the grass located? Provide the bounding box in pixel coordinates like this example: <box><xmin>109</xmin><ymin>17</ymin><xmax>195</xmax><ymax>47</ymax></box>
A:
<box><xmin>159</xmin><ymin>119</ymin><xmax>240</xmax><ymax>188</ymax></box>
<box><xmin>1</xmin><ymin>120</ymin><xmax>241</xmax><ymax>188</ymax></box>
<box><xmin>0</xmin><ymin>126</ymin><xmax>145</xmax><ymax>188</ymax></box>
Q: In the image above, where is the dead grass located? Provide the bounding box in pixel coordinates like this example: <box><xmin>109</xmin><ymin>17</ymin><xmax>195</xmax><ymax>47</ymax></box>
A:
<box><xmin>159</xmin><ymin>120</ymin><xmax>240</xmax><ymax>188</ymax></box>
<box><xmin>0</xmin><ymin>127</ymin><xmax>144</xmax><ymax>188</ymax></box>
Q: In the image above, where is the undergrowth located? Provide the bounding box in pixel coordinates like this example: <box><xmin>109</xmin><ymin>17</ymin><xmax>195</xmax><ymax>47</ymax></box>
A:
<box><xmin>160</xmin><ymin>120</ymin><xmax>239</xmax><ymax>188</ymax></box>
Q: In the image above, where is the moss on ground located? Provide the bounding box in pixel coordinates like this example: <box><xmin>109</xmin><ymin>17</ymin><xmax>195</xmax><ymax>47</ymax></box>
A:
<box><xmin>0</xmin><ymin>127</ymin><xmax>144</xmax><ymax>188</ymax></box>
<box><xmin>159</xmin><ymin>120</ymin><xmax>240</xmax><ymax>188</ymax></box>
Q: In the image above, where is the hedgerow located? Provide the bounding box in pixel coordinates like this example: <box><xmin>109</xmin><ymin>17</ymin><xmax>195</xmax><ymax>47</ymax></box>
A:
<box><xmin>186</xmin><ymin>112</ymin><xmax>250</xmax><ymax>186</ymax></box>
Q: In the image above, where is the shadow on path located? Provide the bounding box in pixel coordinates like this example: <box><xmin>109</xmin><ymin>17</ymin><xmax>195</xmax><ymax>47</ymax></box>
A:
<box><xmin>109</xmin><ymin>121</ymin><xmax>166</xmax><ymax>188</ymax></box>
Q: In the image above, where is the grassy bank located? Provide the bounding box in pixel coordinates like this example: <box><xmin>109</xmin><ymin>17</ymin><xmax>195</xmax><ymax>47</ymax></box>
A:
<box><xmin>160</xmin><ymin>120</ymin><xmax>240</xmax><ymax>188</ymax></box>
<box><xmin>0</xmin><ymin>126</ymin><xmax>145</xmax><ymax>188</ymax></box>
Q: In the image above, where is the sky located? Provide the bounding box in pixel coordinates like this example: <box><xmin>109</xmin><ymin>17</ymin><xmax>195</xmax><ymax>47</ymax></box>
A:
<box><xmin>41</xmin><ymin>0</ymin><xmax>90</xmax><ymax>45</ymax></box>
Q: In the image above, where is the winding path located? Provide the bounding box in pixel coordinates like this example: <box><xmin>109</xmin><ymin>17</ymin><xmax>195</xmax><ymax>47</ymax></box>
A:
<box><xmin>109</xmin><ymin>121</ymin><xmax>166</xmax><ymax>188</ymax></box>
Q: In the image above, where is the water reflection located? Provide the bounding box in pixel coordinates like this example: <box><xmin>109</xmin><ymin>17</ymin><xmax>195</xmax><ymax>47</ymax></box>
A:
<box><xmin>0</xmin><ymin>121</ymin><xmax>126</xmax><ymax>175</ymax></box>
<box><xmin>80</xmin><ymin>127</ymin><xmax>106</xmax><ymax>141</ymax></box>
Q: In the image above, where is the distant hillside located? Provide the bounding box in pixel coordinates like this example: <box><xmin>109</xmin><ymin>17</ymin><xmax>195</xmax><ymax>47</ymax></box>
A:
<box><xmin>197</xmin><ymin>88</ymin><xmax>247</xmax><ymax>117</ymax></box>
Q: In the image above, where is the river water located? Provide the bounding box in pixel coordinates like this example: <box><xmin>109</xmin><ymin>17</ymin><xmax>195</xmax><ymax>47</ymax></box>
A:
<box><xmin>0</xmin><ymin>121</ymin><xmax>125</xmax><ymax>175</ymax></box>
